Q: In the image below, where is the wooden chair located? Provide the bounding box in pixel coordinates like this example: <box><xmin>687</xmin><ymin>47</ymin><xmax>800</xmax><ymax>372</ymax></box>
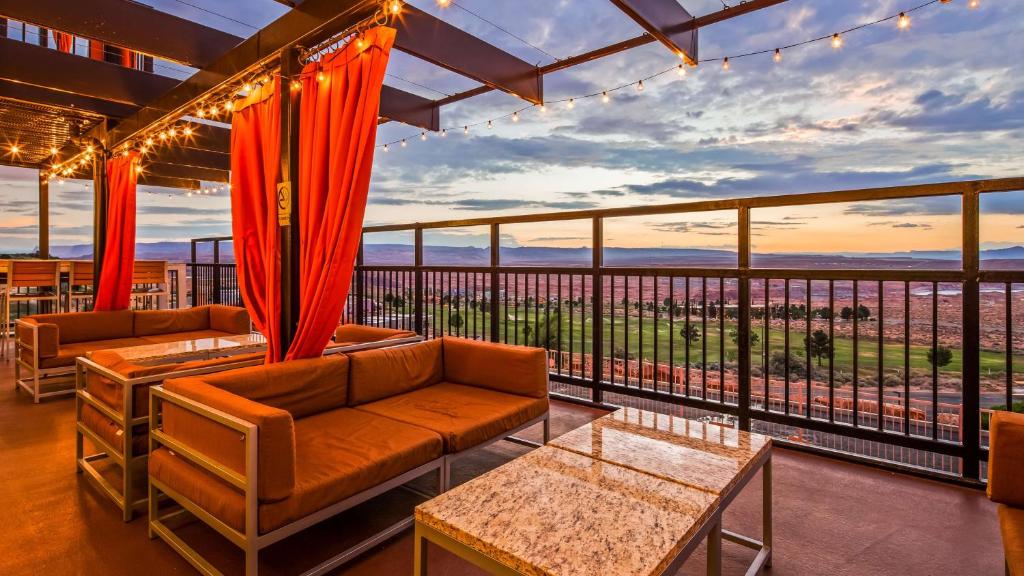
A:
<box><xmin>131</xmin><ymin>260</ymin><xmax>168</xmax><ymax>310</ymax></box>
<box><xmin>7</xmin><ymin>259</ymin><xmax>61</xmax><ymax>322</ymax></box>
<box><xmin>67</xmin><ymin>260</ymin><xmax>95</xmax><ymax>312</ymax></box>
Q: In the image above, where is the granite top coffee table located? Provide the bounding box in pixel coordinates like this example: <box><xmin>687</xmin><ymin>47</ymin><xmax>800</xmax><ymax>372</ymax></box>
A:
<box><xmin>94</xmin><ymin>333</ymin><xmax>267</xmax><ymax>366</ymax></box>
<box><xmin>414</xmin><ymin>407</ymin><xmax>772</xmax><ymax>576</ymax></box>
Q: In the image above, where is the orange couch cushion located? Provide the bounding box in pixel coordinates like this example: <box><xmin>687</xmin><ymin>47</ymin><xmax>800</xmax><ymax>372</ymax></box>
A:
<box><xmin>442</xmin><ymin>337</ymin><xmax>548</xmax><ymax>398</ymax></box>
<box><xmin>347</xmin><ymin>339</ymin><xmax>442</xmax><ymax>405</ymax></box>
<box><xmin>209</xmin><ymin>305</ymin><xmax>251</xmax><ymax>334</ymax></box>
<box><xmin>133</xmin><ymin>307</ymin><xmax>209</xmax><ymax>337</ymax></box>
<box><xmin>334</xmin><ymin>324</ymin><xmax>416</xmax><ymax>344</ymax></box>
<box><xmin>80</xmin><ymin>404</ymin><xmax>148</xmax><ymax>456</ymax></box>
<box><xmin>988</xmin><ymin>411</ymin><xmax>1024</xmax><ymax>508</ymax></box>
<box><xmin>354</xmin><ymin>382</ymin><xmax>549</xmax><ymax>452</ymax></box>
<box><xmin>162</xmin><ymin>377</ymin><xmax>295</xmax><ymax>502</ymax></box>
<box><xmin>16</xmin><ymin>318</ymin><xmax>59</xmax><ymax>359</ymax></box>
<box><xmin>26</xmin><ymin>309</ymin><xmax>134</xmax><ymax>344</ymax></box>
<box><xmin>150</xmin><ymin>409</ymin><xmax>443</xmax><ymax>534</ymax></box>
<box><xmin>39</xmin><ymin>337</ymin><xmax>151</xmax><ymax>369</ymax></box>
<box><xmin>999</xmin><ymin>504</ymin><xmax>1024</xmax><ymax>576</ymax></box>
<box><xmin>259</xmin><ymin>408</ymin><xmax>442</xmax><ymax>533</ymax></box>
<box><xmin>199</xmin><ymin>355</ymin><xmax>349</xmax><ymax>419</ymax></box>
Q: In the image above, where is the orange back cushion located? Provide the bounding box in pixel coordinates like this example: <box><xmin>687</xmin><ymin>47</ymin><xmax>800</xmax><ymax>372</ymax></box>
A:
<box><xmin>134</xmin><ymin>306</ymin><xmax>210</xmax><ymax>336</ymax></box>
<box><xmin>28</xmin><ymin>309</ymin><xmax>134</xmax><ymax>343</ymax></box>
<box><xmin>988</xmin><ymin>411</ymin><xmax>1024</xmax><ymax>508</ymax></box>
<box><xmin>201</xmin><ymin>355</ymin><xmax>349</xmax><ymax>419</ymax></box>
<box><xmin>442</xmin><ymin>337</ymin><xmax>549</xmax><ymax>398</ymax></box>
<box><xmin>334</xmin><ymin>324</ymin><xmax>416</xmax><ymax>344</ymax></box>
<box><xmin>347</xmin><ymin>339</ymin><xmax>443</xmax><ymax>405</ymax></box>
<box><xmin>163</xmin><ymin>376</ymin><xmax>295</xmax><ymax>502</ymax></box>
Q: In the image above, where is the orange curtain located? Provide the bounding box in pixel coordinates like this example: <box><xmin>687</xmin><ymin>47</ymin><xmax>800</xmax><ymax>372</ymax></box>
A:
<box><xmin>94</xmin><ymin>152</ymin><xmax>139</xmax><ymax>311</ymax></box>
<box><xmin>285</xmin><ymin>26</ymin><xmax>396</xmax><ymax>360</ymax></box>
<box><xmin>121</xmin><ymin>48</ymin><xmax>135</xmax><ymax>68</ymax></box>
<box><xmin>55</xmin><ymin>32</ymin><xmax>74</xmax><ymax>53</ymax></box>
<box><xmin>230</xmin><ymin>80</ymin><xmax>283</xmax><ymax>362</ymax></box>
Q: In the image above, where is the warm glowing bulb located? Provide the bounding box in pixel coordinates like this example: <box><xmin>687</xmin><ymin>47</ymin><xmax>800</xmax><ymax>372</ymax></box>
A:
<box><xmin>356</xmin><ymin>37</ymin><xmax>365</xmax><ymax>50</ymax></box>
<box><xmin>420</xmin><ymin>132</ymin><xmax>427</xmax><ymax>141</ymax></box>
<box><xmin>243</xmin><ymin>83</ymin><xmax>253</xmax><ymax>92</ymax></box>
<box><xmin>512</xmin><ymin>111</ymin><xmax>519</xmax><ymax>122</ymax></box>
<box><xmin>539</xmin><ymin>103</ymin><xmax>547</xmax><ymax>113</ymax></box>
<box><xmin>290</xmin><ymin>80</ymin><xmax>301</xmax><ymax>90</ymax></box>
<box><xmin>383</xmin><ymin>144</ymin><xmax>389</xmax><ymax>152</ymax></box>
<box><xmin>773</xmin><ymin>48</ymin><xmax>782</xmax><ymax>63</ymax></box>
<box><xmin>140</xmin><ymin>146</ymin><xmax>148</xmax><ymax>154</ymax></box>
<box><xmin>567</xmin><ymin>98</ymin><xmax>576</xmax><ymax>109</ymax></box>
<box><xmin>260</xmin><ymin>76</ymin><xmax>269</xmax><ymax>85</ymax></box>
<box><xmin>722</xmin><ymin>57</ymin><xmax>730</xmax><ymax>71</ymax></box>
<box><xmin>160</xmin><ymin>132</ymin><xmax>168</xmax><ymax>140</ymax></box>
<box><xmin>197</xmin><ymin>108</ymin><xmax>206</xmax><ymax>118</ymax></box>
<box><xmin>400</xmin><ymin>139</ymin><xmax>407</xmax><ymax>147</ymax></box>
<box><xmin>601</xmin><ymin>91</ymin><xmax>610</xmax><ymax>104</ymax></box>
<box><xmin>968</xmin><ymin>0</ymin><xmax>979</xmax><ymax>8</ymax></box>
<box><xmin>636</xmin><ymin>79</ymin><xmax>644</xmax><ymax>91</ymax></box>
<box><xmin>441</xmin><ymin>129</ymin><xmax>447</xmax><ymax>137</ymax></box>
<box><xmin>676</xmin><ymin>64</ymin><xmax>686</xmax><ymax>77</ymax></box>
<box><xmin>50</xmin><ymin>146</ymin><xmax>58</xmax><ymax>155</ymax></box>
<box><xmin>487</xmin><ymin>120</ymin><xmax>493</xmax><ymax>129</ymax></box>
<box><xmin>87</xmin><ymin>145</ymin><xmax>94</xmax><ymax>153</ymax></box>
<box><xmin>224</xmin><ymin>101</ymin><xmax>234</xmax><ymax>111</ymax></box>
<box><xmin>437</xmin><ymin>0</ymin><xmax>450</xmax><ymax>6</ymax></box>
<box><xmin>9</xmin><ymin>145</ymin><xmax>19</xmax><ymax>155</ymax></box>
<box><xmin>831</xmin><ymin>33</ymin><xmax>843</xmax><ymax>49</ymax></box>
<box><xmin>463</xmin><ymin>125</ymin><xmax>469</xmax><ymax>134</ymax></box>
<box><xmin>134</xmin><ymin>165</ymin><xmax>143</xmax><ymax>174</ymax></box>
<box><xmin>389</xmin><ymin>0</ymin><xmax>402</xmax><ymax>15</ymax></box>
<box><xmin>145</xmin><ymin>137</ymin><xmax>154</xmax><ymax>146</ymax></box>
<box><xmin>897</xmin><ymin>12</ymin><xmax>910</xmax><ymax>29</ymax></box>
<box><xmin>183</xmin><ymin>126</ymin><xmax>193</xmax><ymax>136</ymax></box>
<box><xmin>209</xmin><ymin>105</ymin><xmax>218</xmax><ymax>115</ymax></box>
<box><xmin>187</xmin><ymin>192</ymin><xmax>193</xmax><ymax>197</ymax></box>
<box><xmin>168</xmin><ymin>127</ymin><xmax>177</xmax><ymax>137</ymax></box>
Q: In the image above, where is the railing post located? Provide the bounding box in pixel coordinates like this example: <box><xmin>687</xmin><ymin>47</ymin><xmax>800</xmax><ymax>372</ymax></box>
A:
<box><xmin>961</xmin><ymin>187</ymin><xmax>981</xmax><ymax>480</ymax></box>
<box><xmin>592</xmin><ymin>217</ymin><xmax>604</xmax><ymax>404</ymax></box>
<box><xmin>355</xmin><ymin>235</ymin><xmax>365</xmax><ymax>325</ymax></box>
<box><xmin>211</xmin><ymin>239</ymin><xmax>221</xmax><ymax>304</ymax></box>
<box><xmin>737</xmin><ymin>206</ymin><xmax>752</xmax><ymax>431</ymax></box>
<box><xmin>414</xmin><ymin>227</ymin><xmax>424</xmax><ymax>335</ymax></box>
<box><xmin>189</xmin><ymin>239</ymin><xmax>197</xmax><ymax>307</ymax></box>
<box><xmin>489</xmin><ymin>224</ymin><xmax>500</xmax><ymax>343</ymax></box>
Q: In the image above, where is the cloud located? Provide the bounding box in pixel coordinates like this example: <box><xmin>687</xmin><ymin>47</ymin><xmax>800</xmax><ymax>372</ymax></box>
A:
<box><xmin>369</xmin><ymin>195</ymin><xmax>598</xmax><ymax>212</ymax></box>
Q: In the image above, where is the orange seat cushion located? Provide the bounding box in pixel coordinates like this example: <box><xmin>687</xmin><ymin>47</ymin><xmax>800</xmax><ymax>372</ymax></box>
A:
<box><xmin>149</xmin><ymin>409</ymin><xmax>442</xmax><ymax>534</ymax></box>
<box><xmin>334</xmin><ymin>324</ymin><xmax>416</xmax><ymax>344</ymax></box>
<box><xmin>442</xmin><ymin>337</ymin><xmax>548</xmax><ymax>398</ymax></box>
<box><xmin>39</xmin><ymin>337</ymin><xmax>151</xmax><ymax>368</ymax></box>
<box><xmin>347</xmin><ymin>339</ymin><xmax>442</xmax><ymax>405</ymax></box>
<box><xmin>354</xmin><ymin>382</ymin><xmax>549</xmax><ymax>452</ymax></box>
<box><xmin>988</xmin><ymin>411</ymin><xmax>1024</xmax><ymax>508</ymax></box>
<box><xmin>137</xmin><ymin>329</ymin><xmax>238</xmax><ymax>344</ymax></box>
<box><xmin>133</xmin><ymin>307</ymin><xmax>209</xmax><ymax>337</ymax></box>
<box><xmin>80</xmin><ymin>404</ymin><xmax>148</xmax><ymax>456</ymax></box>
<box><xmin>1000</xmin><ymin>505</ymin><xmax>1024</xmax><ymax>576</ymax></box>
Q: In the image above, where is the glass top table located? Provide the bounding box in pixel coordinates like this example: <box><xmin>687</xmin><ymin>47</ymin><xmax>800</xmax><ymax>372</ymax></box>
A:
<box><xmin>92</xmin><ymin>333</ymin><xmax>267</xmax><ymax>366</ymax></box>
<box><xmin>414</xmin><ymin>407</ymin><xmax>772</xmax><ymax>576</ymax></box>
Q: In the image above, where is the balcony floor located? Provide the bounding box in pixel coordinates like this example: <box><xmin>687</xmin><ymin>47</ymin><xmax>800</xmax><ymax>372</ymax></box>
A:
<box><xmin>0</xmin><ymin>356</ymin><xmax>1002</xmax><ymax>576</ymax></box>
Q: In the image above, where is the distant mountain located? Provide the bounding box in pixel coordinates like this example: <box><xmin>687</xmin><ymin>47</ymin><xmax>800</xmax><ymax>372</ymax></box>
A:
<box><xmin>45</xmin><ymin>241</ymin><xmax>1024</xmax><ymax>269</ymax></box>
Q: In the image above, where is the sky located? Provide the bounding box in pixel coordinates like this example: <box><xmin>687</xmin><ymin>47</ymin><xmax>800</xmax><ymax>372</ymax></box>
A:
<box><xmin>0</xmin><ymin>0</ymin><xmax>1021</xmax><ymax>255</ymax></box>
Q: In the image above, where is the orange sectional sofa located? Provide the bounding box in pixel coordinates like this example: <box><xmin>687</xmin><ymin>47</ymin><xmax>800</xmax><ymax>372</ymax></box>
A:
<box><xmin>76</xmin><ymin>322</ymin><xmax>420</xmax><ymax>522</ymax></box>
<box><xmin>988</xmin><ymin>411</ymin><xmax>1024</xmax><ymax>576</ymax></box>
<box><xmin>16</xmin><ymin>305</ymin><xmax>250</xmax><ymax>402</ymax></box>
<box><xmin>148</xmin><ymin>337</ymin><xmax>549</xmax><ymax>576</ymax></box>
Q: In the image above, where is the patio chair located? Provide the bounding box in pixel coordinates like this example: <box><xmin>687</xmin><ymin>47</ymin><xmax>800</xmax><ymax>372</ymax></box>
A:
<box><xmin>987</xmin><ymin>410</ymin><xmax>1024</xmax><ymax>576</ymax></box>
<box><xmin>6</xmin><ymin>258</ymin><xmax>61</xmax><ymax>323</ymax></box>
<box><xmin>67</xmin><ymin>260</ymin><xmax>94</xmax><ymax>312</ymax></box>
<box><xmin>131</xmin><ymin>260</ymin><xmax>168</xmax><ymax>309</ymax></box>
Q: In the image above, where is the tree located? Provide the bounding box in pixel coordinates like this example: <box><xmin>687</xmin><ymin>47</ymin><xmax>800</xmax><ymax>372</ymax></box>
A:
<box><xmin>857</xmin><ymin>304</ymin><xmax>871</xmax><ymax>320</ymax></box>
<box><xmin>522</xmin><ymin>322</ymin><xmax>534</xmax><ymax>344</ymax></box>
<box><xmin>804</xmin><ymin>329</ymin><xmax>832</xmax><ymax>367</ymax></box>
<box><xmin>927</xmin><ymin>346</ymin><xmax>953</xmax><ymax>369</ymax></box>
<box><xmin>768</xmin><ymin>350</ymin><xmax>806</xmax><ymax>379</ymax></box>
<box><xmin>448</xmin><ymin>309</ymin><xmax>464</xmax><ymax>330</ymax></box>
<box><xmin>728</xmin><ymin>328</ymin><xmax>760</xmax><ymax>349</ymax></box>
<box><xmin>680</xmin><ymin>324</ymin><xmax>701</xmax><ymax>343</ymax></box>
<box><xmin>840</xmin><ymin>306</ymin><xmax>854</xmax><ymax>321</ymax></box>
<box><xmin>813</xmin><ymin>306</ymin><xmax>833</xmax><ymax>320</ymax></box>
<box><xmin>708</xmin><ymin>302</ymin><xmax>718</xmax><ymax>319</ymax></box>
<box><xmin>663</xmin><ymin>297</ymin><xmax>673</xmax><ymax>308</ymax></box>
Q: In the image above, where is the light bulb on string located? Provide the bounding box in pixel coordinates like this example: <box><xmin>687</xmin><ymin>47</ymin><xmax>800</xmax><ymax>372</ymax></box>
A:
<box><xmin>197</xmin><ymin>108</ymin><xmax>206</xmax><ymax>118</ymax></box>
<box><xmin>9</xmin><ymin>145</ymin><xmax>19</xmax><ymax>155</ymax></box>
<box><xmin>539</xmin><ymin>103</ymin><xmax>547</xmax><ymax>113</ymax></box>
<box><xmin>183</xmin><ymin>126</ymin><xmax>193</xmax><ymax>136</ymax></box>
<box><xmin>512</xmin><ymin>111</ymin><xmax>519</xmax><ymax>122</ymax></box>
<box><xmin>243</xmin><ymin>83</ymin><xmax>253</xmax><ymax>92</ymax></box>
<box><xmin>441</xmin><ymin>129</ymin><xmax>447</xmax><ymax>137</ymax></box>
<box><xmin>145</xmin><ymin>137</ymin><xmax>154</xmax><ymax>147</ymax></box>
<box><xmin>49</xmin><ymin>147</ymin><xmax>58</xmax><ymax>155</ymax></box>
<box><xmin>437</xmin><ymin>0</ymin><xmax>451</xmax><ymax>6</ymax></box>
<box><xmin>897</xmin><ymin>12</ymin><xmax>910</xmax><ymax>29</ymax></box>
<box><xmin>224</xmin><ymin>101</ymin><xmax>234</xmax><ymax>111</ymax></box>
<box><xmin>420</xmin><ymin>132</ymin><xmax>427</xmax><ymax>141</ymax></box>
<box><xmin>209</xmin><ymin>104</ymin><xmax>218</xmax><ymax>116</ymax></box>
<box><xmin>636</xmin><ymin>79</ymin><xmax>644</xmax><ymax>92</ymax></box>
<box><xmin>317</xmin><ymin>71</ymin><xmax>326</xmax><ymax>82</ymax></box>
<box><xmin>464</xmin><ymin>125</ymin><xmax>469</xmax><ymax>134</ymax></box>
<box><xmin>389</xmin><ymin>0</ymin><xmax>402</xmax><ymax>15</ymax></box>
<box><xmin>773</xmin><ymin>48</ymin><xmax>782</xmax><ymax>63</ymax></box>
<box><xmin>831</xmin><ymin>33</ymin><xmax>843</xmax><ymax>49</ymax></box>
<box><xmin>601</xmin><ymin>91</ymin><xmax>610</xmax><ymax>104</ymax></box>
<box><xmin>677</xmin><ymin>64</ymin><xmax>686</xmax><ymax>77</ymax></box>
<box><xmin>722</xmin><ymin>57</ymin><xmax>730</xmax><ymax>71</ymax></box>
<box><xmin>968</xmin><ymin>0</ymin><xmax>979</xmax><ymax>8</ymax></box>
<box><xmin>567</xmin><ymin>98</ymin><xmax>575</xmax><ymax>109</ymax></box>
<box><xmin>400</xmin><ymin>139</ymin><xmax>407</xmax><ymax>147</ymax></box>
<box><xmin>487</xmin><ymin>120</ymin><xmax>493</xmax><ymax>129</ymax></box>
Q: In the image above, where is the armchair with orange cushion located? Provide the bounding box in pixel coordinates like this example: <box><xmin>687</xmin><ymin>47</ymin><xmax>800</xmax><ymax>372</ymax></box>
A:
<box><xmin>15</xmin><ymin>305</ymin><xmax>250</xmax><ymax>402</ymax></box>
<box><xmin>148</xmin><ymin>355</ymin><xmax>446</xmax><ymax>576</ymax></box>
<box><xmin>326</xmin><ymin>323</ymin><xmax>420</xmax><ymax>354</ymax></box>
<box><xmin>147</xmin><ymin>336</ymin><xmax>549</xmax><ymax>575</ymax></box>
<box><xmin>987</xmin><ymin>410</ymin><xmax>1024</xmax><ymax>576</ymax></box>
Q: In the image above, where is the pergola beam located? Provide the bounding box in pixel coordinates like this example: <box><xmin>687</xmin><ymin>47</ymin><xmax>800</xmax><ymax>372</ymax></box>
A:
<box><xmin>145</xmin><ymin>163</ymin><xmax>229</xmax><ymax>183</ymax></box>
<box><xmin>379</xmin><ymin>85</ymin><xmax>439</xmax><ymax>131</ymax></box>
<box><xmin>0</xmin><ymin>0</ymin><xmax>243</xmax><ymax>67</ymax></box>
<box><xmin>0</xmin><ymin>37</ymin><xmax>178</xmax><ymax>107</ymax></box>
<box><xmin>137</xmin><ymin>173</ymin><xmax>200</xmax><ymax>190</ymax></box>
<box><xmin>0</xmin><ymin>79</ymin><xmax>139</xmax><ymax>118</ymax></box>
<box><xmin>147</xmin><ymin>146</ymin><xmax>230</xmax><ymax>172</ymax></box>
<box><xmin>393</xmin><ymin>5</ymin><xmax>542</xmax><ymax>104</ymax></box>
<box><xmin>608</xmin><ymin>0</ymin><xmax>698</xmax><ymax>64</ymax></box>
<box><xmin>92</xmin><ymin>0</ymin><xmax>382</xmax><ymax>149</ymax></box>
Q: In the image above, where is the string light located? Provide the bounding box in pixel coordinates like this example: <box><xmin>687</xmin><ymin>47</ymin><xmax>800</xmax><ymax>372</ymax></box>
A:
<box><xmin>8</xmin><ymin>145</ymin><xmax>19</xmax><ymax>155</ymax></box>
<box><xmin>463</xmin><ymin>125</ymin><xmax>469</xmax><ymax>134</ymax></box>
<box><xmin>676</xmin><ymin>64</ymin><xmax>686</xmax><ymax>77</ymax></box>
<box><xmin>487</xmin><ymin>120</ymin><xmax>493</xmax><ymax>129</ymax></box>
<box><xmin>383</xmin><ymin>144</ymin><xmax>389</xmax><ymax>152</ymax></box>
<box><xmin>722</xmin><ymin>57</ymin><xmax>730</xmax><ymax>71</ymax></box>
<box><xmin>400</xmin><ymin>138</ymin><xmax>407</xmax><ymax>147</ymax></box>
<box><xmin>437</xmin><ymin>0</ymin><xmax>451</xmax><ymax>6</ymax></box>
<box><xmin>539</xmin><ymin>103</ymin><xmax>547</xmax><ymax>113</ymax></box>
<box><xmin>441</xmin><ymin>128</ymin><xmax>447</xmax><ymax>137</ymax></box>
<box><xmin>567</xmin><ymin>98</ymin><xmax>575</xmax><ymax>109</ymax></box>
<box><xmin>831</xmin><ymin>33</ymin><xmax>843</xmax><ymax>49</ymax></box>
<box><xmin>897</xmin><ymin>12</ymin><xmax>910</xmax><ymax>29</ymax></box>
<box><xmin>968</xmin><ymin>0</ymin><xmax>979</xmax><ymax>8</ymax></box>
<box><xmin>290</xmin><ymin>80</ymin><xmax>301</xmax><ymax>91</ymax></box>
<box><xmin>601</xmin><ymin>91</ymin><xmax>610</xmax><ymax>104</ymax></box>
<box><xmin>512</xmin><ymin>111</ymin><xmax>520</xmax><ymax>122</ymax></box>
<box><xmin>388</xmin><ymin>0</ymin><xmax>402</xmax><ymax>15</ymax></box>
<box><xmin>49</xmin><ymin>147</ymin><xmax>58</xmax><ymax>155</ymax></box>
<box><xmin>420</xmin><ymin>131</ymin><xmax>427</xmax><ymax>141</ymax></box>
<box><xmin>224</xmin><ymin>101</ymin><xmax>234</xmax><ymax>111</ymax></box>
<box><xmin>636</xmin><ymin>79</ymin><xmax>644</xmax><ymax>91</ymax></box>
<box><xmin>773</xmin><ymin>48</ymin><xmax>782</xmax><ymax>63</ymax></box>
<box><xmin>183</xmin><ymin>126</ymin><xmax>193</xmax><ymax>136</ymax></box>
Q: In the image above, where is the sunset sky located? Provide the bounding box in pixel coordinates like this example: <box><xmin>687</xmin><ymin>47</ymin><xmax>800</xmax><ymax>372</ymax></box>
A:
<box><xmin>0</xmin><ymin>0</ymin><xmax>1021</xmax><ymax>254</ymax></box>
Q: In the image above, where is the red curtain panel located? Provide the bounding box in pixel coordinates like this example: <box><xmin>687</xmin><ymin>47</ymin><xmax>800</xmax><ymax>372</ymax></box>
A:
<box><xmin>230</xmin><ymin>80</ymin><xmax>283</xmax><ymax>362</ymax></box>
<box><xmin>285</xmin><ymin>26</ymin><xmax>396</xmax><ymax>360</ymax></box>
<box><xmin>94</xmin><ymin>152</ymin><xmax>139</xmax><ymax>311</ymax></box>
<box><xmin>121</xmin><ymin>48</ymin><xmax>134</xmax><ymax>68</ymax></box>
<box><xmin>55</xmin><ymin>32</ymin><xmax>74</xmax><ymax>53</ymax></box>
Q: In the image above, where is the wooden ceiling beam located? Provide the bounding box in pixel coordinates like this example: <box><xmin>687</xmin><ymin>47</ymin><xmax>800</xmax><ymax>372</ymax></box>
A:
<box><xmin>607</xmin><ymin>0</ymin><xmax>698</xmax><ymax>64</ymax></box>
<box><xmin>144</xmin><ymin>163</ymin><xmax>229</xmax><ymax>183</ymax></box>
<box><xmin>146</xmin><ymin>146</ymin><xmax>230</xmax><ymax>171</ymax></box>
<box><xmin>138</xmin><ymin>173</ymin><xmax>200</xmax><ymax>190</ymax></box>
<box><xmin>379</xmin><ymin>85</ymin><xmax>439</xmax><ymax>131</ymax></box>
<box><xmin>0</xmin><ymin>0</ymin><xmax>243</xmax><ymax>67</ymax></box>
